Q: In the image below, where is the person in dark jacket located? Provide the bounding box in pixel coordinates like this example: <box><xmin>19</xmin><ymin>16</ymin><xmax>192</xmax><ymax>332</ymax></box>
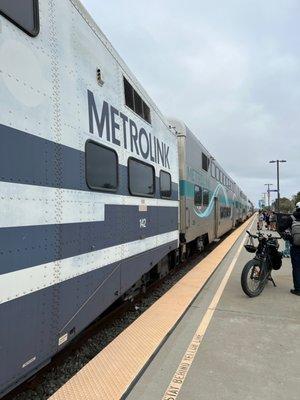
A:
<box><xmin>265</xmin><ymin>212</ymin><xmax>270</xmax><ymax>230</ymax></box>
<box><xmin>284</xmin><ymin>203</ymin><xmax>300</xmax><ymax>296</ymax></box>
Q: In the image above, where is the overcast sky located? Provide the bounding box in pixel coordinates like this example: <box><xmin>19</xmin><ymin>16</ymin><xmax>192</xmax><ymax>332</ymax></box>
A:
<box><xmin>81</xmin><ymin>0</ymin><xmax>299</xmax><ymax>206</ymax></box>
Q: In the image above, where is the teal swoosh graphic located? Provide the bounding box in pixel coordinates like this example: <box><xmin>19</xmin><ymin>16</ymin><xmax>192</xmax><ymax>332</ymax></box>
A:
<box><xmin>193</xmin><ymin>183</ymin><xmax>230</xmax><ymax>218</ymax></box>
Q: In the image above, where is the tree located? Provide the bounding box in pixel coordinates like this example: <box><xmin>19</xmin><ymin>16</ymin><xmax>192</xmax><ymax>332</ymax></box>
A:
<box><xmin>272</xmin><ymin>197</ymin><xmax>293</xmax><ymax>213</ymax></box>
<box><xmin>292</xmin><ymin>192</ymin><xmax>300</xmax><ymax>207</ymax></box>
<box><xmin>280</xmin><ymin>197</ymin><xmax>293</xmax><ymax>213</ymax></box>
<box><xmin>271</xmin><ymin>191</ymin><xmax>300</xmax><ymax>213</ymax></box>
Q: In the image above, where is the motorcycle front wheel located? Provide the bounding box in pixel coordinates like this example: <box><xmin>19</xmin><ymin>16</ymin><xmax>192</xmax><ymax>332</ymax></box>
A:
<box><xmin>241</xmin><ymin>259</ymin><xmax>266</xmax><ymax>297</ymax></box>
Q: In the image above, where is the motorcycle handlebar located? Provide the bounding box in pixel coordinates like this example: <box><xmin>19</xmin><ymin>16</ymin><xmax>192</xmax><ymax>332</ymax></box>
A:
<box><xmin>246</xmin><ymin>230</ymin><xmax>258</xmax><ymax>239</ymax></box>
<box><xmin>246</xmin><ymin>230</ymin><xmax>281</xmax><ymax>240</ymax></box>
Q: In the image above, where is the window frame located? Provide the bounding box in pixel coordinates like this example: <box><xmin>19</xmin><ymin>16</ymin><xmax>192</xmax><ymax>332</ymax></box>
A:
<box><xmin>194</xmin><ymin>184</ymin><xmax>203</xmax><ymax>206</ymax></box>
<box><xmin>202</xmin><ymin>152</ymin><xmax>209</xmax><ymax>172</ymax></box>
<box><xmin>221</xmin><ymin>206</ymin><xmax>231</xmax><ymax>219</ymax></box>
<box><xmin>124</xmin><ymin>76</ymin><xmax>134</xmax><ymax>110</ymax></box>
<box><xmin>203</xmin><ymin>189</ymin><xmax>210</xmax><ymax>206</ymax></box>
<box><xmin>143</xmin><ymin>102</ymin><xmax>151</xmax><ymax>124</ymax></box>
<box><xmin>0</xmin><ymin>0</ymin><xmax>40</xmax><ymax>37</ymax></box>
<box><xmin>211</xmin><ymin>162</ymin><xmax>216</xmax><ymax>178</ymax></box>
<box><xmin>133</xmin><ymin>90</ymin><xmax>143</xmax><ymax>118</ymax></box>
<box><xmin>85</xmin><ymin>139</ymin><xmax>119</xmax><ymax>193</ymax></box>
<box><xmin>128</xmin><ymin>157</ymin><xmax>155</xmax><ymax>198</ymax></box>
<box><xmin>222</xmin><ymin>173</ymin><xmax>225</xmax><ymax>185</ymax></box>
<box><xmin>123</xmin><ymin>76</ymin><xmax>151</xmax><ymax>125</ymax></box>
<box><xmin>159</xmin><ymin>170</ymin><xmax>172</xmax><ymax>199</ymax></box>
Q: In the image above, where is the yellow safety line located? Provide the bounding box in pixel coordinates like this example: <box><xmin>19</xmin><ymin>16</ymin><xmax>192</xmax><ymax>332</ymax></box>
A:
<box><xmin>162</xmin><ymin>217</ymin><xmax>255</xmax><ymax>400</ymax></box>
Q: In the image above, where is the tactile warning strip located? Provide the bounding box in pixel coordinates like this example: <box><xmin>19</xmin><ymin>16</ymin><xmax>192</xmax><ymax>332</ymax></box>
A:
<box><xmin>50</xmin><ymin>216</ymin><xmax>255</xmax><ymax>400</ymax></box>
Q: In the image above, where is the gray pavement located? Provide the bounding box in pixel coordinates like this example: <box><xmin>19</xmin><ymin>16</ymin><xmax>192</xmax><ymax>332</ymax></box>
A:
<box><xmin>126</xmin><ymin>223</ymin><xmax>300</xmax><ymax>400</ymax></box>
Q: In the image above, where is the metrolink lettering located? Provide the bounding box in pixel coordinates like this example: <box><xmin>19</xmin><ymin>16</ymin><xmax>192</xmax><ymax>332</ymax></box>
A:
<box><xmin>87</xmin><ymin>90</ymin><xmax>170</xmax><ymax>168</ymax></box>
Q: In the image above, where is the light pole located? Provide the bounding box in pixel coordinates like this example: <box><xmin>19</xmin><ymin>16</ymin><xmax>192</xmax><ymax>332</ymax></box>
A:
<box><xmin>269</xmin><ymin>160</ymin><xmax>287</xmax><ymax>212</ymax></box>
<box><xmin>261</xmin><ymin>192</ymin><xmax>267</xmax><ymax>208</ymax></box>
<box><xmin>264</xmin><ymin>183</ymin><xmax>273</xmax><ymax>209</ymax></box>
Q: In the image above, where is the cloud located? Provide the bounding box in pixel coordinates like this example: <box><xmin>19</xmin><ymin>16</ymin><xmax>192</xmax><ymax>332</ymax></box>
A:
<box><xmin>81</xmin><ymin>0</ymin><xmax>300</xmax><ymax>205</ymax></box>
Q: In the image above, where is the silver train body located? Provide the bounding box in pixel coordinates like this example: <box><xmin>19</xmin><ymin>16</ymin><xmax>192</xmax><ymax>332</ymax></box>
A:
<box><xmin>171</xmin><ymin>120</ymin><xmax>249</xmax><ymax>254</ymax></box>
<box><xmin>0</xmin><ymin>0</ymin><xmax>251</xmax><ymax>396</ymax></box>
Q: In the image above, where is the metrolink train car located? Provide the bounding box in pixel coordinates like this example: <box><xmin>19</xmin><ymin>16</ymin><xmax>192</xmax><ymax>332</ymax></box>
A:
<box><xmin>170</xmin><ymin>120</ymin><xmax>249</xmax><ymax>255</ymax></box>
<box><xmin>0</xmin><ymin>1</ymin><xmax>252</xmax><ymax>396</ymax></box>
<box><xmin>0</xmin><ymin>0</ymin><xmax>179</xmax><ymax>395</ymax></box>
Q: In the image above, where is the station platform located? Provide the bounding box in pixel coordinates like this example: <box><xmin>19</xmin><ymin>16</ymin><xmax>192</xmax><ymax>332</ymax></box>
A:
<box><xmin>50</xmin><ymin>216</ymin><xmax>300</xmax><ymax>400</ymax></box>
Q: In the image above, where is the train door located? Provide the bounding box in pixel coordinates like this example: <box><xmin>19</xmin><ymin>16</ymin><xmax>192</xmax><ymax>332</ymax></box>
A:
<box><xmin>214</xmin><ymin>197</ymin><xmax>219</xmax><ymax>238</ymax></box>
<box><xmin>232</xmin><ymin>204</ymin><xmax>235</xmax><ymax>228</ymax></box>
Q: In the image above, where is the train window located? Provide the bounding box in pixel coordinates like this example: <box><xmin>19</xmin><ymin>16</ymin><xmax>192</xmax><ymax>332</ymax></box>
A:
<box><xmin>134</xmin><ymin>91</ymin><xmax>143</xmax><ymax>117</ymax></box>
<box><xmin>216</xmin><ymin>167</ymin><xmax>220</xmax><ymax>181</ymax></box>
<box><xmin>143</xmin><ymin>103</ymin><xmax>151</xmax><ymax>124</ymax></box>
<box><xmin>124</xmin><ymin>77</ymin><xmax>134</xmax><ymax>110</ymax></box>
<box><xmin>211</xmin><ymin>162</ymin><xmax>216</xmax><ymax>178</ymax></box>
<box><xmin>203</xmin><ymin>189</ymin><xmax>209</xmax><ymax>206</ymax></box>
<box><xmin>128</xmin><ymin>158</ymin><xmax>155</xmax><ymax>197</ymax></box>
<box><xmin>220</xmin><ymin>206</ymin><xmax>231</xmax><ymax>219</ymax></box>
<box><xmin>85</xmin><ymin>141</ymin><xmax>118</xmax><ymax>191</ymax></box>
<box><xmin>160</xmin><ymin>170</ymin><xmax>171</xmax><ymax>198</ymax></box>
<box><xmin>194</xmin><ymin>185</ymin><xmax>202</xmax><ymax>206</ymax></box>
<box><xmin>0</xmin><ymin>0</ymin><xmax>39</xmax><ymax>37</ymax></box>
<box><xmin>202</xmin><ymin>153</ymin><xmax>209</xmax><ymax>172</ymax></box>
<box><xmin>123</xmin><ymin>77</ymin><xmax>151</xmax><ymax>124</ymax></box>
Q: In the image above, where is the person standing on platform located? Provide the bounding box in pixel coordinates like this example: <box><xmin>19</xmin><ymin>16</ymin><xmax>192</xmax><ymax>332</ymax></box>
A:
<box><xmin>258</xmin><ymin>212</ymin><xmax>264</xmax><ymax>230</ymax></box>
<box><xmin>282</xmin><ymin>229</ymin><xmax>291</xmax><ymax>258</ymax></box>
<box><xmin>285</xmin><ymin>203</ymin><xmax>300</xmax><ymax>296</ymax></box>
<box><xmin>265</xmin><ymin>212</ymin><xmax>270</xmax><ymax>230</ymax></box>
<box><xmin>269</xmin><ymin>212</ymin><xmax>276</xmax><ymax>231</ymax></box>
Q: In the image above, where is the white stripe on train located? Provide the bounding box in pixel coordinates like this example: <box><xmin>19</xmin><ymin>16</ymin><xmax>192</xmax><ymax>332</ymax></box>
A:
<box><xmin>0</xmin><ymin>181</ymin><xmax>178</xmax><ymax>228</ymax></box>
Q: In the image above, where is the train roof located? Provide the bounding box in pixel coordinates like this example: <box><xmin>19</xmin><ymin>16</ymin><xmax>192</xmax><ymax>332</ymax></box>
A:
<box><xmin>169</xmin><ymin>118</ymin><xmax>248</xmax><ymax>195</ymax></box>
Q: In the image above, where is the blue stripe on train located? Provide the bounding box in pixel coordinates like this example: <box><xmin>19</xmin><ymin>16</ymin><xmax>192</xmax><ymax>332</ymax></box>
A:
<box><xmin>0</xmin><ymin>123</ymin><xmax>178</xmax><ymax>200</ymax></box>
<box><xmin>0</xmin><ymin>239</ymin><xmax>178</xmax><ymax>396</ymax></box>
<box><xmin>0</xmin><ymin>204</ymin><xmax>178</xmax><ymax>275</ymax></box>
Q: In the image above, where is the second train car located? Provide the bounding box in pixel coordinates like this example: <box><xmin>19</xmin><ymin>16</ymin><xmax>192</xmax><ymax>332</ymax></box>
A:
<box><xmin>170</xmin><ymin>119</ymin><xmax>249</xmax><ymax>257</ymax></box>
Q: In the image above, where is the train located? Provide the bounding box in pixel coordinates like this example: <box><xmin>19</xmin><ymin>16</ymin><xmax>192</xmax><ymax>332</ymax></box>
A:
<box><xmin>0</xmin><ymin>0</ymin><xmax>253</xmax><ymax>396</ymax></box>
